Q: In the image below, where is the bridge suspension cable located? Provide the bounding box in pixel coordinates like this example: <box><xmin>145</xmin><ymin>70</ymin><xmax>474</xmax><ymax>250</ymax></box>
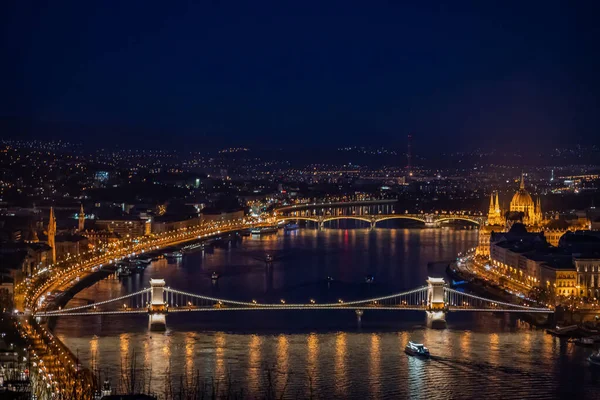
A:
<box><xmin>40</xmin><ymin>288</ymin><xmax>151</xmax><ymax>315</ymax></box>
<box><xmin>444</xmin><ymin>287</ymin><xmax>552</xmax><ymax>312</ymax></box>
<box><xmin>34</xmin><ymin>284</ymin><xmax>553</xmax><ymax>317</ymax></box>
<box><xmin>163</xmin><ymin>286</ymin><xmax>429</xmax><ymax>308</ymax></box>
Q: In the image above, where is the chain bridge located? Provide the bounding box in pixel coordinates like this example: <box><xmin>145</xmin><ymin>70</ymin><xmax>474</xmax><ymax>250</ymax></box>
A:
<box><xmin>34</xmin><ymin>278</ymin><xmax>553</xmax><ymax>330</ymax></box>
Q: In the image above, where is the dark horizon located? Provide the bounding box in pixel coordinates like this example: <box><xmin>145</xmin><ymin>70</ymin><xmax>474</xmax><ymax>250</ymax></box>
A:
<box><xmin>2</xmin><ymin>1</ymin><xmax>600</xmax><ymax>152</ymax></box>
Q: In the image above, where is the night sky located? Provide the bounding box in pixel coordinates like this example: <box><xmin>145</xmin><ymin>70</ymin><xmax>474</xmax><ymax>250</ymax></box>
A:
<box><xmin>1</xmin><ymin>1</ymin><xmax>599</xmax><ymax>151</ymax></box>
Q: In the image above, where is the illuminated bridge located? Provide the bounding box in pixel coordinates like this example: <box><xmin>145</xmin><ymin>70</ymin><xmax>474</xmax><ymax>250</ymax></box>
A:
<box><xmin>275</xmin><ymin>200</ymin><xmax>485</xmax><ymax>228</ymax></box>
<box><xmin>35</xmin><ymin>278</ymin><xmax>552</xmax><ymax>330</ymax></box>
<box><xmin>276</xmin><ymin>213</ymin><xmax>486</xmax><ymax>228</ymax></box>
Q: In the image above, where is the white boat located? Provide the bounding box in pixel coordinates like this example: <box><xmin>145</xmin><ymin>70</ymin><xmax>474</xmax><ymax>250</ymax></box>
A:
<box><xmin>250</xmin><ymin>226</ymin><xmax>278</xmax><ymax>235</ymax></box>
<box><xmin>577</xmin><ymin>337</ymin><xmax>595</xmax><ymax>346</ymax></box>
<box><xmin>211</xmin><ymin>272</ymin><xmax>220</xmax><ymax>280</ymax></box>
<box><xmin>405</xmin><ymin>341</ymin><xmax>430</xmax><ymax>358</ymax></box>
<box><xmin>165</xmin><ymin>251</ymin><xmax>183</xmax><ymax>258</ymax></box>
<box><xmin>588</xmin><ymin>351</ymin><xmax>600</xmax><ymax>366</ymax></box>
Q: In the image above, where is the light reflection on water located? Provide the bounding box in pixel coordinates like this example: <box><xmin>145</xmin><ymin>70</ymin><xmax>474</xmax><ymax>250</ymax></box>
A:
<box><xmin>334</xmin><ymin>332</ymin><xmax>347</xmax><ymax>398</ymax></box>
<box><xmin>55</xmin><ymin>228</ymin><xmax>600</xmax><ymax>398</ymax></box>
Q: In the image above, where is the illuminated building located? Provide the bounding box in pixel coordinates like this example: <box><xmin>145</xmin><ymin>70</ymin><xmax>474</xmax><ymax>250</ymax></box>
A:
<box><xmin>575</xmin><ymin>257</ymin><xmax>600</xmax><ymax>298</ymax></box>
<box><xmin>47</xmin><ymin>207</ymin><xmax>56</xmax><ymax>264</ymax></box>
<box><xmin>509</xmin><ymin>174</ymin><xmax>543</xmax><ymax>226</ymax></box>
<box><xmin>479</xmin><ymin>174</ymin><xmax>546</xmax><ymax>256</ymax></box>
<box><xmin>476</xmin><ymin>192</ymin><xmax>504</xmax><ymax>257</ymax></box>
<box><xmin>487</xmin><ymin>191</ymin><xmax>503</xmax><ymax>226</ymax></box>
<box><xmin>555</xmin><ymin>269</ymin><xmax>577</xmax><ymax>296</ymax></box>
<box><xmin>489</xmin><ymin>224</ymin><xmax>575</xmax><ymax>293</ymax></box>
<box><xmin>78</xmin><ymin>204</ymin><xmax>85</xmax><ymax>232</ymax></box>
<box><xmin>95</xmin><ymin>217</ymin><xmax>151</xmax><ymax>237</ymax></box>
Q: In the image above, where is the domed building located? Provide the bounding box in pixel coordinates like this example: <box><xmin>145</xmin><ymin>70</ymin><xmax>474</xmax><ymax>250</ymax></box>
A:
<box><xmin>478</xmin><ymin>174</ymin><xmax>545</xmax><ymax>257</ymax></box>
<box><xmin>509</xmin><ymin>174</ymin><xmax>542</xmax><ymax>226</ymax></box>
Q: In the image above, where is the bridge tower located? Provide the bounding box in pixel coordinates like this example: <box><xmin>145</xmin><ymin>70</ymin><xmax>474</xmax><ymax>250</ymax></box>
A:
<box><xmin>426</xmin><ymin>277</ymin><xmax>447</xmax><ymax>329</ymax></box>
<box><xmin>148</xmin><ymin>279</ymin><xmax>167</xmax><ymax>331</ymax></box>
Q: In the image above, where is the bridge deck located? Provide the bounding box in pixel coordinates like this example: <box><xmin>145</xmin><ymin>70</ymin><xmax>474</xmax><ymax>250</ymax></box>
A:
<box><xmin>34</xmin><ymin>304</ymin><xmax>553</xmax><ymax>317</ymax></box>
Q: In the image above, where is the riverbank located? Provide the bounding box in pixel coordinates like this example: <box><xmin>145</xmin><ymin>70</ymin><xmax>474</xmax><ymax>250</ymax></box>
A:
<box><xmin>16</xmin><ymin>220</ymin><xmax>255</xmax><ymax>399</ymax></box>
<box><xmin>46</xmin><ymin>265</ymin><xmax>117</xmax><ymax>330</ymax></box>
<box><xmin>445</xmin><ymin>263</ymin><xmax>553</xmax><ymax>327</ymax></box>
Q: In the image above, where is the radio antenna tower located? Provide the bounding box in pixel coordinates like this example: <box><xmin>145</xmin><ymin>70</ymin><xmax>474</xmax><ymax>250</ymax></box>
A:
<box><xmin>406</xmin><ymin>134</ymin><xmax>413</xmax><ymax>176</ymax></box>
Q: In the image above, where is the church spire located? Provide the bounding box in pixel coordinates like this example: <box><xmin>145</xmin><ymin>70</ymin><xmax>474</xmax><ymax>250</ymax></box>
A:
<box><xmin>489</xmin><ymin>192</ymin><xmax>495</xmax><ymax>214</ymax></box>
<box><xmin>48</xmin><ymin>207</ymin><xmax>56</xmax><ymax>264</ymax></box>
<box><xmin>520</xmin><ymin>173</ymin><xmax>525</xmax><ymax>190</ymax></box>
<box><xmin>78</xmin><ymin>204</ymin><xmax>85</xmax><ymax>232</ymax></box>
<box><xmin>495</xmin><ymin>192</ymin><xmax>500</xmax><ymax>212</ymax></box>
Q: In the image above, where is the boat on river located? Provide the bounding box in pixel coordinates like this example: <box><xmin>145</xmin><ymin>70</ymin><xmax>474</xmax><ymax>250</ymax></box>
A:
<box><xmin>588</xmin><ymin>351</ymin><xmax>600</xmax><ymax>366</ymax></box>
<box><xmin>405</xmin><ymin>341</ymin><xmax>430</xmax><ymax>358</ymax></box>
<box><xmin>570</xmin><ymin>336</ymin><xmax>600</xmax><ymax>346</ymax></box>
<box><xmin>546</xmin><ymin>325</ymin><xmax>579</xmax><ymax>337</ymax></box>
<box><xmin>250</xmin><ymin>226</ymin><xmax>278</xmax><ymax>235</ymax></box>
<box><xmin>165</xmin><ymin>251</ymin><xmax>184</xmax><ymax>259</ymax></box>
<box><xmin>117</xmin><ymin>266</ymin><xmax>132</xmax><ymax>277</ymax></box>
<box><xmin>404</xmin><ymin>342</ymin><xmax>429</xmax><ymax>358</ymax></box>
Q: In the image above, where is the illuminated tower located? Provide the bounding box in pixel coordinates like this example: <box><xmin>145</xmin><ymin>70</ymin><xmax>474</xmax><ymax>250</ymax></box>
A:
<box><xmin>520</xmin><ymin>172</ymin><xmax>525</xmax><ymax>190</ymax></box>
<box><xmin>487</xmin><ymin>191</ymin><xmax>503</xmax><ymax>226</ymax></box>
<box><xmin>78</xmin><ymin>204</ymin><xmax>85</xmax><ymax>232</ymax></box>
<box><xmin>48</xmin><ymin>207</ymin><xmax>57</xmax><ymax>264</ymax></box>
<box><xmin>406</xmin><ymin>134</ymin><xmax>412</xmax><ymax>176</ymax></box>
<box><xmin>533</xmin><ymin>197</ymin><xmax>543</xmax><ymax>226</ymax></box>
<box><xmin>495</xmin><ymin>192</ymin><xmax>501</xmax><ymax>215</ymax></box>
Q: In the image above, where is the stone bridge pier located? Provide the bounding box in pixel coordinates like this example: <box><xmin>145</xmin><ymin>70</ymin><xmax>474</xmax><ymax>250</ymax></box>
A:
<box><xmin>424</xmin><ymin>215</ymin><xmax>437</xmax><ymax>228</ymax></box>
<box><xmin>148</xmin><ymin>278</ymin><xmax>167</xmax><ymax>331</ymax></box>
<box><xmin>426</xmin><ymin>277</ymin><xmax>447</xmax><ymax>329</ymax></box>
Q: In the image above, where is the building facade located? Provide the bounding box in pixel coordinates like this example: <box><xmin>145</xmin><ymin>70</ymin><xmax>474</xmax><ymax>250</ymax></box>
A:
<box><xmin>95</xmin><ymin>218</ymin><xmax>151</xmax><ymax>237</ymax></box>
<box><xmin>509</xmin><ymin>174</ymin><xmax>543</xmax><ymax>227</ymax></box>
<box><xmin>151</xmin><ymin>216</ymin><xmax>202</xmax><ymax>234</ymax></box>
<box><xmin>574</xmin><ymin>257</ymin><xmax>600</xmax><ymax>298</ymax></box>
<box><xmin>555</xmin><ymin>269</ymin><xmax>577</xmax><ymax>297</ymax></box>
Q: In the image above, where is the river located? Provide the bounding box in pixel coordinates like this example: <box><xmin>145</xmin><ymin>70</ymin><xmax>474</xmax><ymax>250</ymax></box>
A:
<box><xmin>55</xmin><ymin>227</ymin><xmax>600</xmax><ymax>399</ymax></box>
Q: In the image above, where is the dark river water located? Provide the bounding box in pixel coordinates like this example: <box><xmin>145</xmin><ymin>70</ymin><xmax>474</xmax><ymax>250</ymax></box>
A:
<box><xmin>55</xmin><ymin>227</ymin><xmax>600</xmax><ymax>399</ymax></box>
